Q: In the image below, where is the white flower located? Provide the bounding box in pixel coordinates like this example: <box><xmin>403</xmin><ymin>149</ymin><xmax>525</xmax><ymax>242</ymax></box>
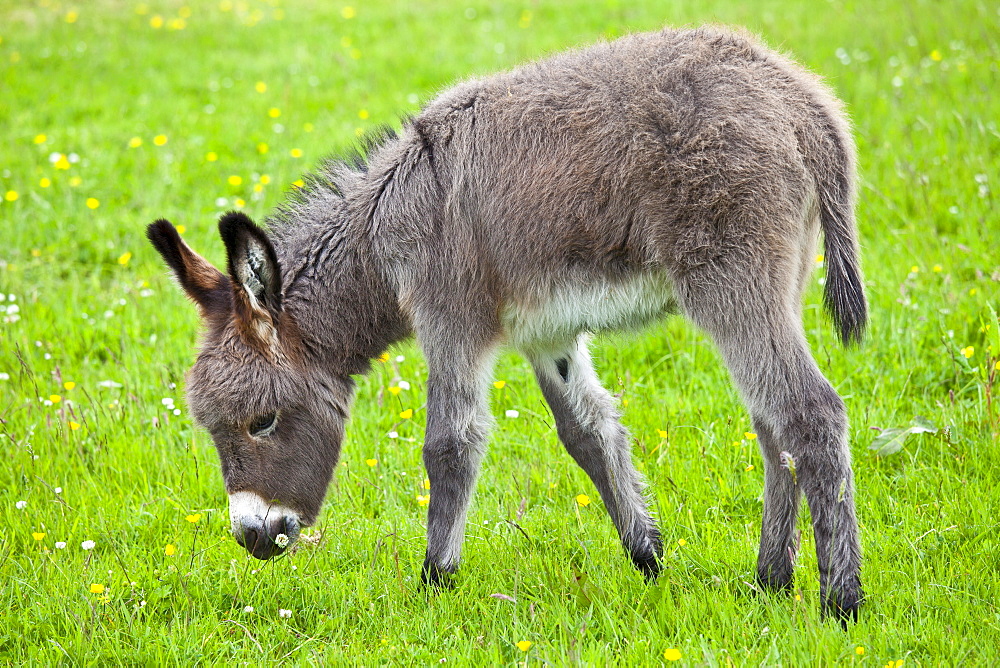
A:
<box><xmin>243</xmin><ymin>605</ymin><xmax>254</xmax><ymax>613</ymax></box>
<box><xmin>15</xmin><ymin>500</ymin><xmax>26</xmax><ymax>510</ymax></box>
<box><xmin>397</xmin><ymin>380</ymin><xmax>411</xmax><ymax>390</ymax></box>
<box><xmin>278</xmin><ymin>608</ymin><xmax>292</xmax><ymax>618</ymax></box>
<box><xmin>55</xmin><ymin>542</ymin><xmax>67</xmax><ymax>549</ymax></box>
<box><xmin>505</xmin><ymin>410</ymin><xmax>520</xmax><ymax>418</ymax></box>
<box><xmin>97</xmin><ymin>380</ymin><xmax>123</xmax><ymax>389</ymax></box>
<box><xmin>387</xmin><ymin>431</ymin><xmax>399</xmax><ymax>439</ymax></box>
<box><xmin>394</xmin><ymin>355</ymin><xmax>405</xmax><ymax>363</ymax></box>
<box><xmin>275</xmin><ymin>533</ymin><xmax>289</xmax><ymax>548</ymax></box>
<box><xmin>0</xmin><ymin>372</ymin><xmax>9</xmax><ymax>381</ymax></box>
<box><xmin>54</xmin><ymin>487</ymin><xmax>62</xmax><ymax>494</ymax></box>
<box><xmin>81</xmin><ymin>540</ymin><xmax>96</xmax><ymax>550</ymax></box>
<box><xmin>161</xmin><ymin>398</ymin><xmax>174</xmax><ymax>406</ymax></box>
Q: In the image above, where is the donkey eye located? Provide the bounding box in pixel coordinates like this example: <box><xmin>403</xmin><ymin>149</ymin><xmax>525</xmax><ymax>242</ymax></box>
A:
<box><xmin>248</xmin><ymin>413</ymin><xmax>277</xmax><ymax>438</ymax></box>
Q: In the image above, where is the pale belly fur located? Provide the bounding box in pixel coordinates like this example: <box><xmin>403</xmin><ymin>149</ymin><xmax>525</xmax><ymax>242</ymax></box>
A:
<box><xmin>502</xmin><ymin>271</ymin><xmax>677</xmax><ymax>353</ymax></box>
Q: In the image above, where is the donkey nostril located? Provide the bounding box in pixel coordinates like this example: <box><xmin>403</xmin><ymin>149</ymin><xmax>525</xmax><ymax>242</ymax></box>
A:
<box><xmin>242</xmin><ymin>528</ymin><xmax>259</xmax><ymax>552</ymax></box>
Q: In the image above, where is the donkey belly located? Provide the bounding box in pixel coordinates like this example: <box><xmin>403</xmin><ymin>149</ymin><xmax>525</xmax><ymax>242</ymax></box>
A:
<box><xmin>502</xmin><ymin>271</ymin><xmax>677</xmax><ymax>352</ymax></box>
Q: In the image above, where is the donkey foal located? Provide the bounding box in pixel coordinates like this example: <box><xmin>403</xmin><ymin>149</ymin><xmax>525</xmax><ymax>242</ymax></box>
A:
<box><xmin>149</xmin><ymin>27</ymin><xmax>866</xmax><ymax>621</ymax></box>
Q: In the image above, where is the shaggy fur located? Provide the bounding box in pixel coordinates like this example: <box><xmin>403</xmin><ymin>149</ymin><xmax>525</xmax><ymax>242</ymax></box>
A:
<box><xmin>149</xmin><ymin>26</ymin><xmax>866</xmax><ymax>621</ymax></box>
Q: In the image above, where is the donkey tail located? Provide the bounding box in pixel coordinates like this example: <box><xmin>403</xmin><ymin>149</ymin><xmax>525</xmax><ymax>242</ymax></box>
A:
<box><xmin>811</xmin><ymin>106</ymin><xmax>867</xmax><ymax>346</ymax></box>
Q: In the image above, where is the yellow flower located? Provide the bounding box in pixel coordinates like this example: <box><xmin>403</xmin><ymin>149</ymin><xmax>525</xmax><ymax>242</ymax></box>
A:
<box><xmin>656</xmin><ymin>429</ymin><xmax>667</xmax><ymax>439</ymax></box>
<box><xmin>185</xmin><ymin>513</ymin><xmax>202</xmax><ymax>523</ymax></box>
<box><xmin>815</xmin><ymin>254</ymin><xmax>824</xmax><ymax>263</ymax></box>
<box><xmin>744</xmin><ymin>432</ymin><xmax>757</xmax><ymax>440</ymax></box>
<box><xmin>206</xmin><ymin>151</ymin><xmax>218</xmax><ymax>162</ymax></box>
<box><xmin>65</xmin><ymin>10</ymin><xmax>78</xmax><ymax>23</ymax></box>
<box><xmin>260</xmin><ymin>175</ymin><xmax>271</xmax><ymax>185</ymax></box>
<box><xmin>366</xmin><ymin>458</ymin><xmax>378</xmax><ymax>467</ymax></box>
<box><xmin>69</xmin><ymin>176</ymin><xmax>82</xmax><ymax>187</ymax></box>
<box><xmin>34</xmin><ymin>134</ymin><xmax>47</xmax><ymax>144</ymax></box>
<box><xmin>516</xmin><ymin>640</ymin><xmax>532</xmax><ymax>652</ymax></box>
<box><xmin>165</xmin><ymin>543</ymin><xmax>176</xmax><ymax>556</ymax></box>
<box><xmin>358</xmin><ymin>109</ymin><xmax>369</xmax><ymax>120</ymax></box>
<box><xmin>234</xmin><ymin>198</ymin><xmax>246</xmax><ymax>208</ymax></box>
<box><xmin>575</xmin><ymin>494</ymin><xmax>591</xmax><ymax>507</ymax></box>
<box><xmin>255</xmin><ymin>81</ymin><xmax>267</xmax><ymax>93</ymax></box>
<box><xmin>910</xmin><ymin>265</ymin><xmax>919</xmax><ymax>273</ymax></box>
<box><xmin>257</xmin><ymin>142</ymin><xmax>268</xmax><ymax>154</ymax></box>
<box><xmin>387</xmin><ymin>386</ymin><xmax>401</xmax><ymax>396</ymax></box>
<box><xmin>176</xmin><ymin>225</ymin><xmax>186</xmax><ymax>234</ymax></box>
<box><xmin>961</xmin><ymin>346</ymin><xmax>974</xmax><ymax>359</ymax></box>
<box><xmin>150</xmin><ymin>15</ymin><xmax>163</xmax><ymax>28</ymax></box>
<box><xmin>399</xmin><ymin>409</ymin><xmax>413</xmax><ymax>419</ymax></box>
<box><xmin>378</xmin><ymin>352</ymin><xmax>390</xmax><ymax>362</ymax></box>
<box><xmin>423</xmin><ymin>478</ymin><xmax>431</xmax><ymax>490</ymax></box>
<box><xmin>995</xmin><ymin>360</ymin><xmax>1000</xmax><ymax>371</ymax></box>
<box><xmin>69</xmin><ymin>421</ymin><xmax>80</xmax><ymax>430</ymax></box>
<box><xmin>31</xmin><ymin>249</ymin><xmax>41</xmax><ymax>257</ymax></box>
<box><xmin>416</xmin><ymin>494</ymin><xmax>429</xmax><ymax>506</ymax></box>
<box><xmin>856</xmin><ymin>647</ymin><xmax>865</xmax><ymax>655</ymax></box>
<box><xmin>39</xmin><ymin>178</ymin><xmax>51</xmax><ymax>188</ymax></box>
<box><xmin>664</xmin><ymin>648</ymin><xmax>682</xmax><ymax>661</ymax></box>
<box><xmin>118</xmin><ymin>252</ymin><xmax>132</xmax><ymax>266</ymax></box>
<box><xmin>33</xmin><ymin>532</ymin><xmax>46</xmax><ymax>541</ymax></box>
<box><xmin>493</xmin><ymin>380</ymin><xmax>506</xmax><ymax>389</ymax></box>
<box><xmin>341</xmin><ymin>6</ymin><xmax>356</xmax><ymax>19</ymax></box>
<box><xmin>290</xmin><ymin>148</ymin><xmax>303</xmax><ymax>158</ymax></box>
<box><xmin>50</xmin><ymin>394</ymin><xmax>61</xmax><ymax>403</ymax></box>
<box><xmin>677</xmin><ymin>538</ymin><xmax>687</xmax><ymax>546</ymax></box>
<box><xmin>4</xmin><ymin>191</ymin><xmax>18</xmax><ymax>202</ymax></box>
<box><xmin>930</xmin><ymin>49</ymin><xmax>942</xmax><ymax>61</ymax></box>
<box><xmin>89</xmin><ymin>583</ymin><xmax>105</xmax><ymax>594</ymax></box>
<box><xmin>153</xmin><ymin>134</ymin><xmax>167</xmax><ymax>146</ymax></box>
<box><xmin>86</xmin><ymin>198</ymin><xmax>100</xmax><ymax>209</ymax></box>
<box><xmin>228</xmin><ymin>175</ymin><xmax>242</xmax><ymax>186</ymax></box>
<box><xmin>129</xmin><ymin>136</ymin><xmax>142</xmax><ymax>148</ymax></box>
<box><xmin>268</xmin><ymin>107</ymin><xmax>281</xmax><ymax>118</ymax></box>
<box><xmin>54</xmin><ymin>154</ymin><xmax>71</xmax><ymax>169</ymax></box>
<box><xmin>932</xmin><ymin>264</ymin><xmax>942</xmax><ymax>272</ymax></box>
<box><xmin>969</xmin><ymin>288</ymin><xmax>977</xmax><ymax>296</ymax></box>
<box><xmin>745</xmin><ymin>464</ymin><xmax>755</xmax><ymax>472</ymax></box>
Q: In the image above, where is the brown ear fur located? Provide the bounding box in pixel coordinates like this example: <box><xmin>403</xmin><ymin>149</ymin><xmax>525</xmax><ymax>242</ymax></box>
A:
<box><xmin>147</xmin><ymin>219</ymin><xmax>232</xmax><ymax>318</ymax></box>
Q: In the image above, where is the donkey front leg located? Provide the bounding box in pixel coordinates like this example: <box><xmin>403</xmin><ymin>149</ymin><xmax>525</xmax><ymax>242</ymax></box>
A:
<box><xmin>530</xmin><ymin>338</ymin><xmax>662</xmax><ymax>579</ymax></box>
<box><xmin>420</xmin><ymin>341</ymin><xmax>498</xmax><ymax>587</ymax></box>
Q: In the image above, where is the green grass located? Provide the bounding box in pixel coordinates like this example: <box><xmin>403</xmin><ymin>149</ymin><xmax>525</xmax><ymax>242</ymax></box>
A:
<box><xmin>1</xmin><ymin>0</ymin><xmax>998</xmax><ymax>664</ymax></box>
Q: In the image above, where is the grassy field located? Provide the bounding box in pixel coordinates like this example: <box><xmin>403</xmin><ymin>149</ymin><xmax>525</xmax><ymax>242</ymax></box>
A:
<box><xmin>2</xmin><ymin>0</ymin><xmax>998</xmax><ymax>664</ymax></box>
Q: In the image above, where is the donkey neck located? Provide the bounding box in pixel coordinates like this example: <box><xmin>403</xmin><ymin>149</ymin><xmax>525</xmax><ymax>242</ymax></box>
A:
<box><xmin>270</xmin><ymin>197</ymin><xmax>409</xmax><ymax>376</ymax></box>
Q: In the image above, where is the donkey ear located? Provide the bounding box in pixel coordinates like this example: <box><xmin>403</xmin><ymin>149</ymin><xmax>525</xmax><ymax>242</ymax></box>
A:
<box><xmin>218</xmin><ymin>211</ymin><xmax>282</xmax><ymax>318</ymax></box>
<box><xmin>147</xmin><ymin>219</ymin><xmax>231</xmax><ymax>317</ymax></box>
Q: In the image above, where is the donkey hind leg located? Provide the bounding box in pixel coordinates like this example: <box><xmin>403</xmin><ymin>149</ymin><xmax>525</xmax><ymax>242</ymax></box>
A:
<box><xmin>530</xmin><ymin>338</ymin><xmax>662</xmax><ymax>579</ymax></box>
<box><xmin>753</xmin><ymin>419</ymin><xmax>801</xmax><ymax>593</ymax></box>
<box><xmin>420</xmin><ymin>341</ymin><xmax>498</xmax><ymax>587</ymax></box>
<box><xmin>677</xmin><ymin>277</ymin><xmax>863</xmax><ymax>620</ymax></box>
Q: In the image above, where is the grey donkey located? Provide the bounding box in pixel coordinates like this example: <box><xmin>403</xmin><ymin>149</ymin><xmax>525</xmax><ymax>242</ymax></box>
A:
<box><xmin>148</xmin><ymin>26</ymin><xmax>866</xmax><ymax>621</ymax></box>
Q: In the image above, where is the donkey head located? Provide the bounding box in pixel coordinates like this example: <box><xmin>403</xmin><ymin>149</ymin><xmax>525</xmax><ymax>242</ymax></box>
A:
<box><xmin>148</xmin><ymin>212</ymin><xmax>348</xmax><ymax>559</ymax></box>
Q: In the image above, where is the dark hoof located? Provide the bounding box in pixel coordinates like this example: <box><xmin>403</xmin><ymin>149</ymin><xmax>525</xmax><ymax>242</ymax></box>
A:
<box><xmin>822</xmin><ymin>588</ymin><xmax>864</xmax><ymax>628</ymax></box>
<box><xmin>421</xmin><ymin>558</ymin><xmax>456</xmax><ymax>590</ymax></box>
<box><xmin>631</xmin><ymin>551</ymin><xmax>662</xmax><ymax>582</ymax></box>
<box><xmin>756</xmin><ymin>567</ymin><xmax>794</xmax><ymax>594</ymax></box>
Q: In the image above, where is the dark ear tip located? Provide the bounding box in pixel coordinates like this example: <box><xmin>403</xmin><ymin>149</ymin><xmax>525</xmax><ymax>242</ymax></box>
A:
<box><xmin>147</xmin><ymin>218</ymin><xmax>176</xmax><ymax>242</ymax></box>
<box><xmin>218</xmin><ymin>210</ymin><xmax>257</xmax><ymax>236</ymax></box>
